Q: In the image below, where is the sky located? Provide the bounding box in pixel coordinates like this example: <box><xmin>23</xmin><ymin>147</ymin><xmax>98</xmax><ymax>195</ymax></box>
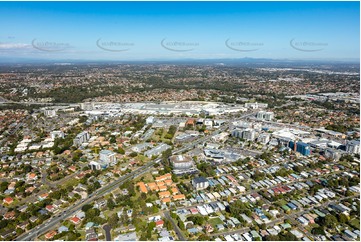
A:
<box><xmin>0</xmin><ymin>1</ymin><xmax>359</xmax><ymax>61</ymax></box>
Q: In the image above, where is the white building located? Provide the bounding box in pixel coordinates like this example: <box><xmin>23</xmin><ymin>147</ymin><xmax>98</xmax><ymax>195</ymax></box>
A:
<box><xmin>144</xmin><ymin>143</ymin><xmax>171</xmax><ymax>158</ymax></box>
<box><xmin>245</xmin><ymin>102</ymin><xmax>268</xmax><ymax>109</ymax></box>
<box><xmin>258</xmin><ymin>133</ymin><xmax>270</xmax><ymax>144</ymax></box>
<box><xmin>256</xmin><ymin>111</ymin><xmax>265</xmax><ymax>119</ymax></box>
<box><xmin>73</xmin><ymin>131</ymin><xmax>90</xmax><ymax>146</ymax></box>
<box><xmin>232</xmin><ymin>128</ymin><xmax>255</xmax><ymax>141</ymax></box>
<box><xmin>99</xmin><ymin>150</ymin><xmax>117</xmax><ymax>165</ymax></box>
<box><xmin>169</xmin><ymin>155</ymin><xmax>194</xmax><ymax>169</ymax></box>
<box><xmin>231</xmin><ymin>129</ymin><xmax>242</xmax><ymax>138</ymax></box>
<box><xmin>264</xmin><ymin>112</ymin><xmax>274</xmax><ymax>121</ymax></box>
<box><xmin>146</xmin><ymin>116</ymin><xmax>155</xmax><ymax>125</ymax></box>
<box><xmin>131</xmin><ymin>143</ymin><xmax>152</xmax><ymax>153</ymax></box>
<box><xmin>324</xmin><ymin>148</ymin><xmax>341</xmax><ymax>161</ymax></box>
<box><xmin>204</xmin><ymin>119</ymin><xmax>213</xmax><ymax>128</ymax></box>
<box><xmin>80</xmin><ymin>102</ymin><xmax>94</xmax><ymax>111</ymax></box>
<box><xmin>242</xmin><ymin>128</ymin><xmax>256</xmax><ymax>141</ymax></box>
<box><xmin>50</xmin><ymin>130</ymin><xmax>64</xmax><ymax>140</ymax></box>
<box><xmin>346</xmin><ymin>140</ymin><xmax>360</xmax><ymax>154</ymax></box>
<box><xmin>256</xmin><ymin>111</ymin><xmax>274</xmax><ymax>121</ymax></box>
<box><xmin>145</xmin><ymin>116</ymin><xmax>154</xmax><ymax>124</ymax></box>
<box><xmin>89</xmin><ymin>161</ymin><xmax>101</xmax><ymax>170</ymax></box>
<box><xmin>43</xmin><ymin>109</ymin><xmax>57</xmax><ymax>117</ymax></box>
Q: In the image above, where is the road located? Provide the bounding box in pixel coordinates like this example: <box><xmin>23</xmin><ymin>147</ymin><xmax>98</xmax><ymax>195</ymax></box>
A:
<box><xmin>15</xmin><ymin>111</ymin><xmax>258</xmax><ymax>241</ymax></box>
<box><xmin>5</xmin><ymin>162</ymin><xmax>87</xmax><ymax>209</ymax></box>
<box><xmin>0</xmin><ymin>115</ymin><xmax>31</xmax><ymax>147</ymax></box>
<box><xmin>209</xmin><ymin>195</ymin><xmax>357</xmax><ymax>239</ymax></box>
<box><xmin>164</xmin><ymin>211</ymin><xmax>186</xmax><ymax>241</ymax></box>
<box><xmin>169</xmin><ymin>164</ymin><xmax>346</xmax><ymax>239</ymax></box>
<box><xmin>15</xmin><ymin>160</ymin><xmax>158</xmax><ymax>241</ymax></box>
<box><xmin>102</xmin><ymin>224</ymin><xmax>112</xmax><ymax>241</ymax></box>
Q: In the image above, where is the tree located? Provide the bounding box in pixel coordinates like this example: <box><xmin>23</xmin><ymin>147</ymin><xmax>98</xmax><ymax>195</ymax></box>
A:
<box><xmin>178</xmin><ymin>220</ymin><xmax>185</xmax><ymax>230</ymax></box>
<box><xmin>109</xmin><ymin>135</ymin><xmax>116</xmax><ymax>144</ymax></box>
<box><xmin>198</xmin><ymin>234</ymin><xmax>210</xmax><ymax>241</ymax></box>
<box><xmin>171</xmin><ymin>174</ymin><xmax>179</xmax><ymax>183</ymax></box>
<box><xmin>279</xmin><ymin>232</ymin><xmax>298</xmax><ymax>241</ymax></box>
<box><xmin>324</xmin><ymin>214</ymin><xmax>338</xmax><ymax>228</ymax></box>
<box><xmin>0</xmin><ymin>181</ymin><xmax>9</xmax><ymax>193</ymax></box>
<box><xmin>129</xmin><ymin>152</ymin><xmax>138</xmax><ymax>158</ymax></box>
<box><xmin>264</xmin><ymin>235</ymin><xmax>279</xmax><ymax>241</ymax></box>
<box><xmin>338</xmin><ymin>213</ymin><xmax>349</xmax><ymax>224</ymax></box>
<box><xmin>0</xmin><ymin>220</ymin><xmax>8</xmax><ymax>230</ymax></box>
<box><xmin>312</xmin><ymin>227</ymin><xmax>326</xmax><ymax>235</ymax></box>
<box><xmin>164</xmin><ymin>219</ymin><xmax>172</xmax><ymax>231</ymax></box>
<box><xmin>81</xmin><ymin>204</ymin><xmax>93</xmax><ymax>212</ymax></box>
<box><xmin>108</xmin><ymin>213</ymin><xmax>119</xmax><ymax>228</ymax></box>
<box><xmin>107</xmin><ymin>198</ymin><xmax>115</xmax><ymax>210</ymax></box>
<box><xmin>116</xmin><ymin>147</ymin><xmax>125</xmax><ymax>154</ymax></box>
<box><xmin>170</xmin><ymin>212</ymin><xmax>178</xmax><ymax>220</ymax></box>
<box><xmin>50</xmin><ymin>190</ymin><xmax>61</xmax><ymax>200</ymax></box>
<box><xmin>86</xmin><ymin>208</ymin><xmax>100</xmax><ymax>220</ymax></box>
<box><xmin>188</xmin><ymin>215</ymin><xmax>205</xmax><ymax>226</ymax></box>
<box><xmin>67</xmin><ymin>231</ymin><xmax>80</xmax><ymax>241</ymax></box>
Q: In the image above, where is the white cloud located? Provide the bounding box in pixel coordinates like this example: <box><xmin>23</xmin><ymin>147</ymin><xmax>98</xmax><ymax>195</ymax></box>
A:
<box><xmin>0</xmin><ymin>42</ymin><xmax>31</xmax><ymax>49</ymax></box>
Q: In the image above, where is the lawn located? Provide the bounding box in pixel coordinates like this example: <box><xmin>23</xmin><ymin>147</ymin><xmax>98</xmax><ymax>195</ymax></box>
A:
<box><xmin>276</xmin><ymin>199</ymin><xmax>288</xmax><ymax>207</ymax></box>
<box><xmin>61</xmin><ymin>177</ymin><xmax>79</xmax><ymax>189</ymax></box>
<box><xmin>137</xmin><ymin>172</ymin><xmax>154</xmax><ymax>183</ymax></box>
<box><xmin>137</xmin><ymin>154</ymin><xmax>149</xmax><ymax>163</ymax></box>
<box><xmin>209</xmin><ymin>217</ymin><xmax>223</xmax><ymax>227</ymax></box>
<box><xmin>349</xmin><ymin>218</ymin><xmax>360</xmax><ymax>230</ymax></box>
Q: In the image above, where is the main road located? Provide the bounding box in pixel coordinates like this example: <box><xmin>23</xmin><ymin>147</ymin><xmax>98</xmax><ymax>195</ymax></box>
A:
<box><xmin>15</xmin><ymin>111</ymin><xmax>256</xmax><ymax>241</ymax></box>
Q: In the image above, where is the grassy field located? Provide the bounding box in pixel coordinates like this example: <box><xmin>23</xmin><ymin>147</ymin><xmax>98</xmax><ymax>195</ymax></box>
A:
<box><xmin>151</xmin><ymin>128</ymin><xmax>172</xmax><ymax>143</ymax></box>
<box><xmin>61</xmin><ymin>177</ymin><xmax>79</xmax><ymax>189</ymax></box>
<box><xmin>349</xmin><ymin>218</ymin><xmax>360</xmax><ymax>230</ymax></box>
<box><xmin>276</xmin><ymin>199</ymin><xmax>288</xmax><ymax>207</ymax></box>
<box><xmin>137</xmin><ymin>172</ymin><xmax>154</xmax><ymax>183</ymax></box>
<box><xmin>209</xmin><ymin>217</ymin><xmax>223</xmax><ymax>227</ymax></box>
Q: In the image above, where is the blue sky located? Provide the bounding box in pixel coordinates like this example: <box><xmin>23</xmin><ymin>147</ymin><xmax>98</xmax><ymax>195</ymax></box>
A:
<box><xmin>0</xmin><ymin>1</ymin><xmax>359</xmax><ymax>61</ymax></box>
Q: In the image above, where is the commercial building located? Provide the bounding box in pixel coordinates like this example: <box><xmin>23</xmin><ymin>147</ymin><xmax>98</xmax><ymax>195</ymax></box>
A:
<box><xmin>169</xmin><ymin>155</ymin><xmax>193</xmax><ymax>169</ymax></box>
<box><xmin>174</xmin><ymin>133</ymin><xmax>196</xmax><ymax>144</ymax></box>
<box><xmin>231</xmin><ymin>129</ymin><xmax>242</xmax><ymax>138</ymax></box>
<box><xmin>231</xmin><ymin>128</ymin><xmax>255</xmax><ymax>141</ymax></box>
<box><xmin>258</xmin><ymin>133</ymin><xmax>270</xmax><ymax>144</ymax></box>
<box><xmin>256</xmin><ymin>111</ymin><xmax>274</xmax><ymax>121</ymax></box>
<box><xmin>346</xmin><ymin>140</ymin><xmax>360</xmax><ymax>154</ymax></box>
<box><xmin>324</xmin><ymin>148</ymin><xmax>341</xmax><ymax>161</ymax></box>
<box><xmin>242</xmin><ymin>128</ymin><xmax>256</xmax><ymax>141</ymax></box>
<box><xmin>144</xmin><ymin>143</ymin><xmax>171</xmax><ymax>158</ymax></box>
<box><xmin>146</xmin><ymin>116</ymin><xmax>155</xmax><ymax>125</ymax></box>
<box><xmin>204</xmin><ymin>149</ymin><xmax>225</xmax><ymax>162</ymax></box>
<box><xmin>80</xmin><ymin>102</ymin><xmax>94</xmax><ymax>111</ymax></box>
<box><xmin>43</xmin><ymin>109</ymin><xmax>57</xmax><ymax>117</ymax></box>
<box><xmin>131</xmin><ymin>143</ymin><xmax>152</xmax><ymax>153</ymax></box>
<box><xmin>289</xmin><ymin>141</ymin><xmax>311</xmax><ymax>156</ymax></box>
<box><xmin>245</xmin><ymin>102</ymin><xmax>268</xmax><ymax>109</ymax></box>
